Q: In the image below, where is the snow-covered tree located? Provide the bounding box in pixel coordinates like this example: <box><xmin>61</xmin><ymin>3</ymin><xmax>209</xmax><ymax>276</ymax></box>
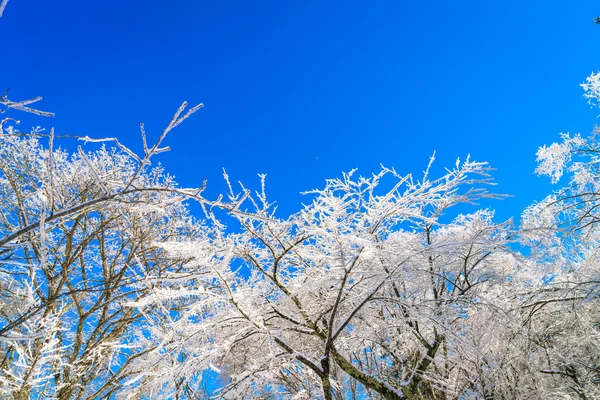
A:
<box><xmin>125</xmin><ymin>156</ymin><xmax>526</xmax><ymax>399</ymax></box>
<box><xmin>0</xmin><ymin>99</ymin><xmax>220</xmax><ymax>399</ymax></box>
<box><xmin>501</xmin><ymin>73</ymin><xmax>600</xmax><ymax>400</ymax></box>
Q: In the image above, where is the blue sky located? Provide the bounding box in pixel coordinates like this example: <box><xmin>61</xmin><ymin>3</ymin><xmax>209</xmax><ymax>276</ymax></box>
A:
<box><xmin>3</xmin><ymin>1</ymin><xmax>600</xmax><ymax>221</ymax></box>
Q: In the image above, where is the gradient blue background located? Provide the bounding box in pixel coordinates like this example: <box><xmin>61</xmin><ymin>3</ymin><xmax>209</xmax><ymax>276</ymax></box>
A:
<box><xmin>2</xmin><ymin>1</ymin><xmax>600</xmax><ymax>221</ymax></box>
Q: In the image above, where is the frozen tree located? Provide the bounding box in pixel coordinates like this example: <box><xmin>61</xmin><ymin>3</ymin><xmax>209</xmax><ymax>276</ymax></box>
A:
<box><xmin>513</xmin><ymin>72</ymin><xmax>600</xmax><ymax>400</ymax></box>
<box><xmin>128</xmin><ymin>156</ymin><xmax>527</xmax><ymax>399</ymax></box>
<box><xmin>0</xmin><ymin>98</ymin><xmax>228</xmax><ymax>398</ymax></box>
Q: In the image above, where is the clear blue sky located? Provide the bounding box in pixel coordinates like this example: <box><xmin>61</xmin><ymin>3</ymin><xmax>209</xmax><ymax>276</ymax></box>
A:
<box><xmin>3</xmin><ymin>1</ymin><xmax>600</xmax><ymax>221</ymax></box>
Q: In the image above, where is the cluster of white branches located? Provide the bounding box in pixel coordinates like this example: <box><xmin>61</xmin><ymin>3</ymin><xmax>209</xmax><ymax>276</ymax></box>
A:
<box><xmin>0</xmin><ymin>72</ymin><xmax>599</xmax><ymax>399</ymax></box>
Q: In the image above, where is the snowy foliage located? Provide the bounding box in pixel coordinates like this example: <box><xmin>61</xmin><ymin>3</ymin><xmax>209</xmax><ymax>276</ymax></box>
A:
<box><xmin>128</xmin><ymin>160</ymin><xmax>517</xmax><ymax>399</ymax></box>
<box><xmin>534</xmin><ymin>133</ymin><xmax>586</xmax><ymax>184</ymax></box>
<box><xmin>1</xmin><ymin>77</ymin><xmax>600</xmax><ymax>399</ymax></box>
<box><xmin>0</xmin><ymin>101</ymin><xmax>209</xmax><ymax>399</ymax></box>
<box><xmin>581</xmin><ymin>71</ymin><xmax>600</xmax><ymax>108</ymax></box>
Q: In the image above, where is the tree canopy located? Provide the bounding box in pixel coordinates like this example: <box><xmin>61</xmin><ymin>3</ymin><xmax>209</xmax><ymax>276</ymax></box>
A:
<box><xmin>0</xmin><ymin>78</ymin><xmax>599</xmax><ymax>399</ymax></box>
